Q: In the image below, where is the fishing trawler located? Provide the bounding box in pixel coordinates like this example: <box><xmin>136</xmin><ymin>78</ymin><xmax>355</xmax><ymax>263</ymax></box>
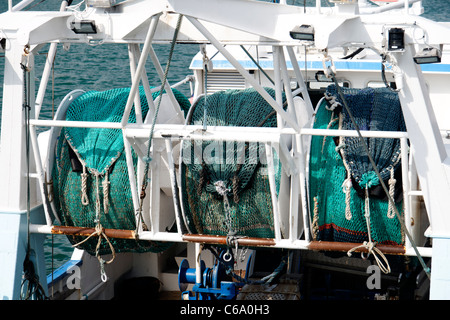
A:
<box><xmin>0</xmin><ymin>0</ymin><xmax>449</xmax><ymax>300</ymax></box>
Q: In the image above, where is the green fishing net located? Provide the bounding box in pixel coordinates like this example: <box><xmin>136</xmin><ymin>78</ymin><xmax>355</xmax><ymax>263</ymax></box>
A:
<box><xmin>180</xmin><ymin>88</ymin><xmax>284</xmax><ymax>238</ymax></box>
<box><xmin>52</xmin><ymin>86</ymin><xmax>191</xmax><ymax>256</ymax></box>
<box><xmin>309</xmin><ymin>85</ymin><xmax>405</xmax><ymax>245</ymax></box>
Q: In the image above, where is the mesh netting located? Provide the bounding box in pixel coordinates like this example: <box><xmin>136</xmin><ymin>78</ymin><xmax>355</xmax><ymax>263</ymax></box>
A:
<box><xmin>180</xmin><ymin>88</ymin><xmax>284</xmax><ymax>238</ymax></box>
<box><xmin>309</xmin><ymin>85</ymin><xmax>405</xmax><ymax>245</ymax></box>
<box><xmin>52</xmin><ymin>86</ymin><xmax>191</xmax><ymax>256</ymax></box>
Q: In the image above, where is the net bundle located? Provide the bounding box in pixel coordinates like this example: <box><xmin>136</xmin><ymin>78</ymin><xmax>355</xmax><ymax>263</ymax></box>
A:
<box><xmin>180</xmin><ymin>88</ymin><xmax>284</xmax><ymax>238</ymax></box>
<box><xmin>309</xmin><ymin>85</ymin><xmax>406</xmax><ymax>245</ymax></box>
<box><xmin>52</xmin><ymin>86</ymin><xmax>191</xmax><ymax>256</ymax></box>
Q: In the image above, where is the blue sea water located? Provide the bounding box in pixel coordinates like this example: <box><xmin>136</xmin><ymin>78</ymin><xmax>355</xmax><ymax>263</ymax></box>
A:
<box><xmin>0</xmin><ymin>0</ymin><xmax>449</xmax><ymax>276</ymax></box>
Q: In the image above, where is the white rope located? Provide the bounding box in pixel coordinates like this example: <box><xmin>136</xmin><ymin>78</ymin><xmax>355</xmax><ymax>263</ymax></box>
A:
<box><xmin>347</xmin><ymin>187</ymin><xmax>391</xmax><ymax>274</ymax></box>
<box><xmin>324</xmin><ymin>92</ymin><xmax>342</xmax><ymax>111</ymax></box>
<box><xmin>102</xmin><ymin>171</ymin><xmax>110</xmax><ymax>215</ymax></box>
<box><xmin>81</xmin><ymin>164</ymin><xmax>89</xmax><ymax>206</ymax></box>
<box><xmin>312</xmin><ymin>196</ymin><xmax>320</xmax><ymax>240</ymax></box>
<box><xmin>214</xmin><ymin>180</ymin><xmax>229</xmax><ymax>197</ymax></box>
<box><xmin>214</xmin><ymin>180</ymin><xmax>234</xmax><ymax>233</ymax></box>
<box><xmin>73</xmin><ymin>172</ymin><xmax>115</xmax><ymax>282</ymax></box>
<box><xmin>342</xmin><ymin>176</ymin><xmax>353</xmax><ymax>221</ymax></box>
<box><xmin>94</xmin><ymin>172</ymin><xmax>101</xmax><ymax>217</ymax></box>
<box><xmin>337</xmin><ymin>113</ymin><xmax>353</xmax><ymax>221</ymax></box>
<box><xmin>387</xmin><ymin>166</ymin><xmax>396</xmax><ymax>219</ymax></box>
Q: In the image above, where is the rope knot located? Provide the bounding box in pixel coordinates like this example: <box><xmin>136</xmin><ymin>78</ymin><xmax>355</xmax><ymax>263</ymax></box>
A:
<box><xmin>214</xmin><ymin>180</ymin><xmax>230</xmax><ymax>197</ymax></box>
<box><xmin>347</xmin><ymin>241</ymin><xmax>391</xmax><ymax>274</ymax></box>
<box><xmin>324</xmin><ymin>92</ymin><xmax>342</xmax><ymax>111</ymax></box>
<box><xmin>359</xmin><ymin>171</ymin><xmax>379</xmax><ymax>188</ymax></box>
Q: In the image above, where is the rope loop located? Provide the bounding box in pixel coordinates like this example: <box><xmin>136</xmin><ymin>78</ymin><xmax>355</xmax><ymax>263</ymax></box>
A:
<box><xmin>81</xmin><ymin>164</ymin><xmax>89</xmax><ymax>206</ymax></box>
<box><xmin>347</xmin><ymin>241</ymin><xmax>391</xmax><ymax>274</ymax></box>
<box><xmin>387</xmin><ymin>166</ymin><xmax>396</xmax><ymax>219</ymax></box>
<box><xmin>72</xmin><ymin>222</ymin><xmax>116</xmax><ymax>282</ymax></box>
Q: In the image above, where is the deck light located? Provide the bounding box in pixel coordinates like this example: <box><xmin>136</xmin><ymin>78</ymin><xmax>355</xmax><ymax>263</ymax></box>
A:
<box><xmin>413</xmin><ymin>47</ymin><xmax>442</xmax><ymax>64</ymax></box>
<box><xmin>387</xmin><ymin>28</ymin><xmax>404</xmax><ymax>51</ymax></box>
<box><xmin>70</xmin><ymin>20</ymin><xmax>97</xmax><ymax>34</ymax></box>
<box><xmin>290</xmin><ymin>25</ymin><xmax>315</xmax><ymax>41</ymax></box>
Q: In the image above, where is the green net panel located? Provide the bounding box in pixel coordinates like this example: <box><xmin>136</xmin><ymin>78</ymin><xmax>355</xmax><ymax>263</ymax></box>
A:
<box><xmin>309</xmin><ymin>85</ymin><xmax>405</xmax><ymax>245</ymax></box>
<box><xmin>180</xmin><ymin>88</ymin><xmax>284</xmax><ymax>238</ymax></box>
<box><xmin>52</xmin><ymin>86</ymin><xmax>191</xmax><ymax>256</ymax></box>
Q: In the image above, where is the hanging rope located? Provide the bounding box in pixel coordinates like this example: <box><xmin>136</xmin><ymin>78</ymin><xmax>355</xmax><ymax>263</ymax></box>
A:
<box><xmin>72</xmin><ymin>172</ymin><xmax>116</xmax><ymax>282</ymax></box>
<box><xmin>102</xmin><ymin>170</ymin><xmax>110</xmax><ymax>215</ymax></box>
<box><xmin>20</xmin><ymin>46</ymin><xmax>48</xmax><ymax>300</ymax></box>
<box><xmin>137</xmin><ymin>14</ymin><xmax>184</xmax><ymax>233</ymax></box>
<box><xmin>81</xmin><ymin>163</ymin><xmax>89</xmax><ymax>205</ymax></box>
<box><xmin>387</xmin><ymin>166</ymin><xmax>397</xmax><ymax>219</ymax></box>
<box><xmin>347</xmin><ymin>187</ymin><xmax>391</xmax><ymax>274</ymax></box>
<box><xmin>72</xmin><ymin>223</ymin><xmax>116</xmax><ymax>282</ymax></box>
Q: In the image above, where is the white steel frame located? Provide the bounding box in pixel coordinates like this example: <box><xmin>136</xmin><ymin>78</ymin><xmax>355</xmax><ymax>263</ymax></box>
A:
<box><xmin>20</xmin><ymin>4</ymin><xmax>432</xmax><ymax>258</ymax></box>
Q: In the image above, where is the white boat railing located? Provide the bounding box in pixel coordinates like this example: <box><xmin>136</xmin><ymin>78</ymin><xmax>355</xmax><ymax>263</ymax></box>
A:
<box><xmin>28</xmin><ymin>114</ymin><xmax>431</xmax><ymax>257</ymax></box>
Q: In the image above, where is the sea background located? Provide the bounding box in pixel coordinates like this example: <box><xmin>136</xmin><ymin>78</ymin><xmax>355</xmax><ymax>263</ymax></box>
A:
<box><xmin>0</xmin><ymin>0</ymin><xmax>450</xmax><ymax>277</ymax></box>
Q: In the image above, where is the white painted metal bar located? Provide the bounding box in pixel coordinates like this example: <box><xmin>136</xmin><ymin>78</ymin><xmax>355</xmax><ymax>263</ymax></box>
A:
<box><xmin>316</xmin><ymin>0</ymin><xmax>321</xmax><ymax>14</ymax></box>
<box><xmin>128</xmin><ymin>43</ymin><xmax>158</xmax><ymax>122</ymax></box>
<box><xmin>30</xmin><ymin>119</ymin><xmax>296</xmax><ymax>140</ymax></box>
<box><xmin>302</xmin><ymin>128</ymin><xmax>409</xmax><ymax>139</ymax></box>
<box><xmin>11</xmin><ymin>0</ymin><xmax>35</xmax><ymax>11</ymax></box>
<box><xmin>126</xmin><ymin>126</ymin><xmax>408</xmax><ymax>143</ymax></box>
<box><xmin>265</xmin><ymin>143</ymin><xmax>281</xmax><ymax>241</ymax></box>
<box><xmin>186</xmin><ymin>16</ymin><xmax>299</xmax><ymax>131</ymax></box>
<box><xmin>395</xmin><ymin>45</ymin><xmax>450</xmax><ymax>239</ymax></box>
<box><xmin>195</xmin><ymin>242</ymin><xmax>202</xmax><ymax>285</ymax></box>
<box><xmin>408</xmin><ymin>149</ymin><xmax>423</xmax><ymax>245</ymax></box>
<box><xmin>286</xmin><ymin>46</ymin><xmax>314</xmax><ymax>114</ymax></box>
<box><xmin>122</xmin><ymin>132</ymin><xmax>142</xmax><ymax>232</ymax></box>
<box><xmin>125</xmin><ymin>125</ymin><xmax>294</xmax><ymax>143</ymax></box>
<box><xmin>127</xmin><ymin>44</ymin><xmax>143</xmax><ymax>125</ymax></box>
<box><xmin>360</xmin><ymin>0</ymin><xmax>422</xmax><ymax>14</ymax></box>
<box><xmin>278</xmin><ymin>47</ymin><xmax>297</xmax><ymax>124</ymax></box>
<box><xmin>0</xmin><ymin>42</ymin><xmax>34</xmax><ymax>211</ymax></box>
<box><xmin>401</xmin><ymin>137</ymin><xmax>412</xmax><ymax>251</ymax></box>
<box><xmin>29</xmin><ymin>125</ymin><xmax>53</xmax><ymax>226</ymax></box>
<box><xmin>273</xmin><ymin>46</ymin><xmax>284</xmax><ymax>129</ymax></box>
<box><xmin>149</xmin><ymin>145</ymin><xmax>161</xmax><ymax>235</ymax></box>
<box><xmin>164</xmin><ymin>139</ymin><xmax>184</xmax><ymax>236</ymax></box>
<box><xmin>34</xmin><ymin>0</ymin><xmax>68</xmax><ymax>119</ymax></box>
<box><xmin>289</xmin><ymin>153</ymin><xmax>299</xmax><ymax>242</ymax></box>
<box><xmin>121</xmin><ymin>14</ymin><xmax>161</xmax><ymax>127</ymax></box>
<box><xmin>296</xmin><ymin>133</ymin><xmax>311</xmax><ymax>243</ymax></box>
<box><xmin>30</xmin><ymin>119</ymin><xmax>123</xmax><ymax>129</ymax></box>
<box><xmin>147</xmin><ymin>45</ymin><xmax>184</xmax><ymax>124</ymax></box>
